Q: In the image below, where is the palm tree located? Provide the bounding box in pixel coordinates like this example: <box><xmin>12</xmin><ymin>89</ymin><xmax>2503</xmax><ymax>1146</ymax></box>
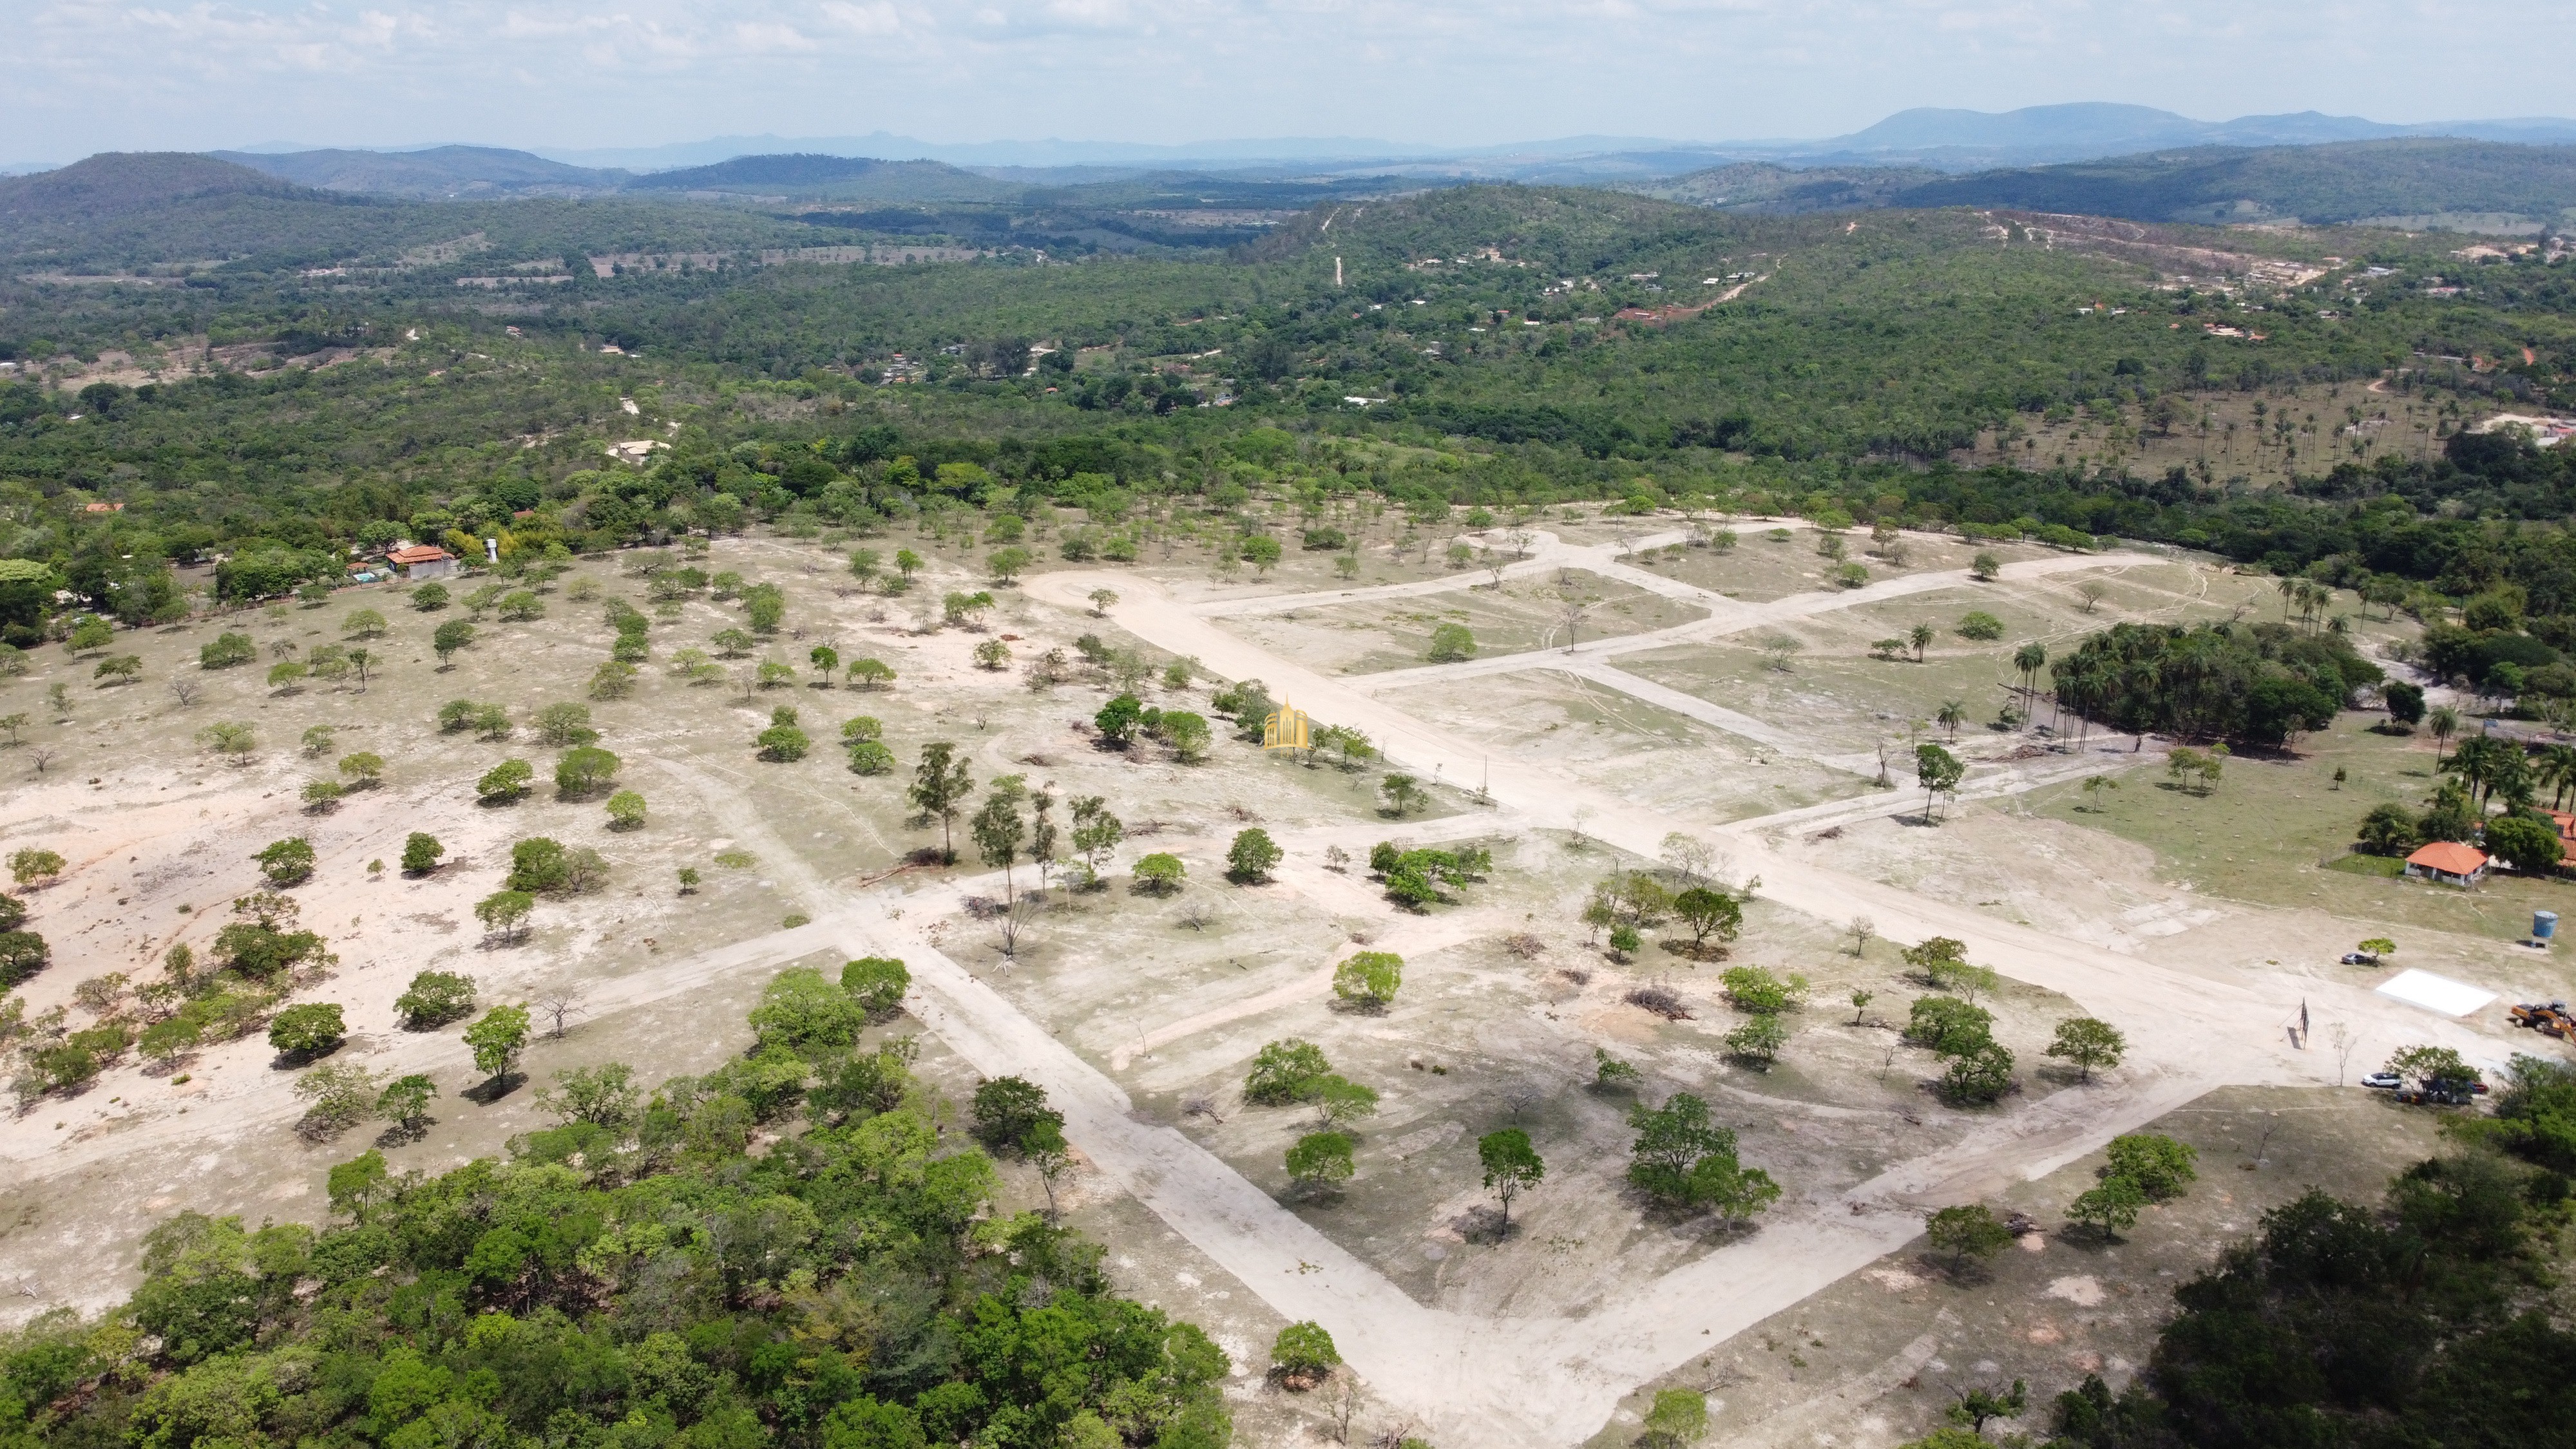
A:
<box><xmin>1909</xmin><ymin>622</ymin><xmax>1934</xmax><ymax>663</ymax></box>
<box><xmin>2427</xmin><ymin>705</ymin><xmax>2460</xmax><ymax>767</ymax></box>
<box><xmin>2012</xmin><ymin>643</ymin><xmax>2048</xmax><ymax>719</ymax></box>
<box><xmin>1936</xmin><ymin>699</ymin><xmax>1966</xmax><ymax>741</ymax></box>
<box><xmin>2541</xmin><ymin>744</ymin><xmax>2576</xmax><ymax>810</ymax></box>
<box><xmin>2277</xmin><ymin>576</ymin><xmax>2299</xmax><ymax>621</ymax></box>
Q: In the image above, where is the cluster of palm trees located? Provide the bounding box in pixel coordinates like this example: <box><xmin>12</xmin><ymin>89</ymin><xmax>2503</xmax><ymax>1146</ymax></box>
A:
<box><xmin>2440</xmin><ymin>733</ymin><xmax>2576</xmax><ymax>812</ymax></box>
<box><xmin>2277</xmin><ymin>576</ymin><xmax>2343</xmax><ymax>632</ymax></box>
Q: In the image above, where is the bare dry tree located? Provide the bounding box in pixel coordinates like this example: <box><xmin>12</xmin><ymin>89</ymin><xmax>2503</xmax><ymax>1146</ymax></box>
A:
<box><xmin>1501</xmin><ymin>1078</ymin><xmax>1545</xmax><ymax>1122</ymax></box>
<box><xmin>1181</xmin><ymin>1096</ymin><xmax>1226</xmax><ymax>1124</ymax></box>
<box><xmin>26</xmin><ymin>746</ymin><xmax>55</xmax><ymax>775</ymax></box>
<box><xmin>533</xmin><ymin>983</ymin><xmax>588</xmax><ymax>1039</ymax></box>
<box><xmin>997</xmin><ymin>894</ymin><xmax>1040</xmax><ymax>959</ymax></box>
<box><xmin>1326</xmin><ymin>1373</ymin><xmax>1363</xmax><ymax>1444</ymax></box>
<box><xmin>167</xmin><ymin>677</ymin><xmax>202</xmax><ymax>708</ymax></box>
<box><xmin>1847</xmin><ymin>916</ymin><xmax>1876</xmax><ymax>956</ymax></box>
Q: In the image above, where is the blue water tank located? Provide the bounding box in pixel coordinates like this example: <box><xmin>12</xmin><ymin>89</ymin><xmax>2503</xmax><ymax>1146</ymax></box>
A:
<box><xmin>2537</xmin><ymin>911</ymin><xmax>2559</xmax><ymax>942</ymax></box>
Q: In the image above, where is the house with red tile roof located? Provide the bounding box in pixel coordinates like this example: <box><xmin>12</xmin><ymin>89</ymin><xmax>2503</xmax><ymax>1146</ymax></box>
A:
<box><xmin>2405</xmin><ymin>840</ymin><xmax>2489</xmax><ymax>887</ymax></box>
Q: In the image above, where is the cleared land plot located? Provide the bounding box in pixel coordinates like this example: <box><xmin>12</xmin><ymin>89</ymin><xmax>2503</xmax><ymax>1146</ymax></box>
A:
<box><xmin>1386</xmin><ymin>668</ymin><xmax>1873</xmax><ymax>820</ymax></box>
<box><xmin>1587</xmin><ymin>1083</ymin><xmax>2448</xmax><ymax>1448</ymax></box>
<box><xmin>1214</xmin><ymin>569</ymin><xmax>1708</xmax><ymax>675</ymax></box>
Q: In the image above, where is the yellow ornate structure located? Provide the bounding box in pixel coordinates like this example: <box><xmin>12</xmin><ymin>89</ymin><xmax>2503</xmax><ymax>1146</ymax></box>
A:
<box><xmin>1263</xmin><ymin>696</ymin><xmax>1312</xmax><ymax>752</ymax></box>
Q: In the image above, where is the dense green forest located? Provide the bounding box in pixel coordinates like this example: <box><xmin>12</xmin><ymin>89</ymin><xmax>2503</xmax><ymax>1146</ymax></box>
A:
<box><xmin>0</xmin><ymin>971</ymin><xmax>1232</xmax><ymax>1449</ymax></box>
<box><xmin>3</xmin><ymin>164</ymin><xmax>2576</xmax><ymax>647</ymax></box>
<box><xmin>1890</xmin><ymin>137</ymin><xmax>2576</xmax><ymax>228</ymax></box>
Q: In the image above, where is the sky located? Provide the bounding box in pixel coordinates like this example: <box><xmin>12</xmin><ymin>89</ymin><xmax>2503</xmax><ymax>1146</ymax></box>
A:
<box><xmin>8</xmin><ymin>0</ymin><xmax>2573</xmax><ymax>162</ymax></box>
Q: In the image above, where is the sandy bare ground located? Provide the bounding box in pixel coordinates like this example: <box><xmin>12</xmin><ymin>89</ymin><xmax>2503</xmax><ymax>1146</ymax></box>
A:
<box><xmin>1</xmin><ymin>538</ymin><xmax>2492</xmax><ymax>1447</ymax></box>
<box><xmin>1006</xmin><ymin>560</ymin><xmax>2503</xmax><ymax>1444</ymax></box>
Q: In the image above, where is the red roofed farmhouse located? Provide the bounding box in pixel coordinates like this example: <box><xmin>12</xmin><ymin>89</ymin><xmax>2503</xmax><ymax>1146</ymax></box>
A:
<box><xmin>388</xmin><ymin>544</ymin><xmax>457</xmax><ymax>581</ymax></box>
<box><xmin>2404</xmin><ymin>840</ymin><xmax>2488</xmax><ymax>887</ymax></box>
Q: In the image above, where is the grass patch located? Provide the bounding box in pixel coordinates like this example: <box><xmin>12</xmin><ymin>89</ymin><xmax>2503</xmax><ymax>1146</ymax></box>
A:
<box><xmin>2323</xmin><ymin>853</ymin><xmax>2406</xmax><ymax>878</ymax></box>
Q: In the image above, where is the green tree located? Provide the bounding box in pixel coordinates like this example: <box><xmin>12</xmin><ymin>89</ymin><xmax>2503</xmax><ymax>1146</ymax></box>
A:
<box><xmin>1332</xmin><ymin>951</ymin><xmax>1402</xmax><ymax>1009</ymax></box>
<box><xmin>410</xmin><ymin>583</ymin><xmax>449</xmax><ymax>611</ymax></box>
<box><xmin>1284</xmin><ymin>1132</ymin><xmax>1355</xmax><ymax>1195</ymax></box>
<box><xmin>970</xmin><ymin>1075</ymin><xmax>1061</xmax><ymax>1154</ymax></box>
<box><xmin>2103</xmin><ymin>1132</ymin><xmax>2200</xmax><ymax>1199</ymax></box>
<box><xmin>1427</xmin><ymin>622</ymin><xmax>1476</xmax><ymax>662</ymax></box>
<box><xmin>906</xmin><ymin>741</ymin><xmax>974</xmax><ymax>860</ymax></box>
<box><xmin>2067</xmin><ymin>1175</ymin><xmax>2146</xmax><ymax>1238</ymax></box>
<box><xmin>554</xmin><ymin>745</ymin><xmax>620</xmax><ymax>797</ymax></box>
<box><xmin>432</xmin><ymin>620</ymin><xmax>475</xmax><ymax>665</ymax></box>
<box><xmin>843</xmin><ymin>956</ymin><xmax>910</xmax><ymax>1016</ymax></box>
<box><xmin>533</xmin><ymin>701</ymin><xmax>598</xmax><ymax>746</ymax></box>
<box><xmin>1477</xmin><ymin>1128</ymin><xmax>1545</xmax><ymax>1234</ymax></box>
<box><xmin>1132</xmin><ymin>852</ymin><xmax>1185</xmax><ymax>895</ymax></box>
<box><xmin>400</xmin><ymin>832</ymin><xmax>444</xmax><ymax>875</ymax></box>
<box><xmin>2485</xmin><ymin>813</ymin><xmax>2564</xmax><ymax>875</ymax></box>
<box><xmin>477</xmin><ymin>759</ymin><xmax>534</xmax><ymax>802</ymax></box>
<box><xmin>253</xmin><ymin>837</ymin><xmax>316</xmax><ymax>887</ymax></box>
<box><xmin>1094</xmin><ymin>692</ymin><xmax>1148</xmax><ymax>745</ymax></box>
<box><xmin>1670</xmin><ymin>886</ymin><xmax>1743</xmax><ymax>953</ymax></box>
<box><xmin>1925</xmin><ymin>1203</ymin><xmax>2013</xmax><ymax>1272</ymax></box>
<box><xmin>1723</xmin><ymin>1012</ymin><xmax>1789</xmax><ymax>1068</ymax></box>
<box><xmin>2046</xmin><ymin>1016</ymin><xmax>2128</xmax><ymax>1081</ymax></box>
<box><xmin>1916</xmin><ymin>743</ymin><xmax>1965</xmax><ymax>820</ymax></box>
<box><xmin>1270</xmin><ymin>1321</ymin><xmax>1339</xmax><ymax>1383</ymax></box>
<box><xmin>376</xmin><ymin>1074</ymin><xmax>437</xmax><ymax>1136</ymax></box>
<box><xmin>1246</xmin><ymin>1039</ymin><xmax>1332</xmax><ymax>1105</ymax></box>
<box><xmin>396</xmin><ymin>970</ymin><xmax>477</xmax><ymax>1028</ymax></box>
<box><xmin>971</xmin><ymin>788</ymin><xmax>1027</xmax><ymax>900</ymax></box>
<box><xmin>1226</xmin><ymin>828</ymin><xmax>1283</xmax><ymax>883</ymax></box>
<box><xmin>606</xmin><ymin>790</ymin><xmax>647</xmax><ymax>829</ymax></box>
<box><xmin>1380</xmin><ymin>773</ymin><xmax>1426</xmax><ymax>817</ymax></box>
<box><xmin>9</xmin><ymin>847</ymin><xmax>65</xmax><ymax>887</ymax></box>
<box><xmin>1941</xmin><ymin>1041</ymin><xmax>2017</xmax><ymax>1104</ymax></box>
<box><xmin>267</xmin><ymin>1002</ymin><xmax>347</xmax><ymax>1062</ymax></box>
<box><xmin>1639</xmin><ymin>1388</ymin><xmax>1708</xmax><ymax>1448</ymax></box>
<box><xmin>475</xmin><ymin>889</ymin><xmax>535</xmax><ymax>940</ymax></box>
<box><xmin>337</xmin><ymin>752</ymin><xmax>385</xmax><ymax>788</ymax></box>
<box><xmin>463</xmin><ymin>1004</ymin><xmax>531</xmax><ymax>1084</ymax></box>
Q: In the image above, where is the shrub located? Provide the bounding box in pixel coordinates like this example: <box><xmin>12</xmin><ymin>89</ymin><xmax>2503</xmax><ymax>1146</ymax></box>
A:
<box><xmin>757</xmin><ymin>723</ymin><xmax>811</xmax><ymax>761</ymax></box>
<box><xmin>1427</xmin><ymin>622</ymin><xmax>1476</xmax><ymax>662</ymax></box>
<box><xmin>1956</xmin><ymin>611</ymin><xmax>2005</xmax><ymax>641</ymax></box>
<box><xmin>843</xmin><ymin>956</ymin><xmax>910</xmax><ymax>1017</ymax></box>
<box><xmin>1719</xmin><ymin>965</ymin><xmax>1807</xmax><ymax>1013</ymax></box>
<box><xmin>1270</xmin><ymin>1321</ymin><xmax>1340</xmax><ymax>1381</ymax></box>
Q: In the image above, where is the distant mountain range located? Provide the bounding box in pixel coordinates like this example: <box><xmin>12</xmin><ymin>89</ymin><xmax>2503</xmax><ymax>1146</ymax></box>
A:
<box><xmin>10</xmin><ymin>103</ymin><xmax>2576</xmax><ymax>243</ymax></box>
<box><xmin>99</xmin><ymin>102</ymin><xmax>2576</xmax><ymax>190</ymax></box>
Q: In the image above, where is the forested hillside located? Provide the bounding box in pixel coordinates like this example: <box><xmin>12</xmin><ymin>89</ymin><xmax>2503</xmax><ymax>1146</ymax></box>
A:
<box><xmin>2</xmin><ymin>167</ymin><xmax>2575</xmax><ymax>648</ymax></box>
